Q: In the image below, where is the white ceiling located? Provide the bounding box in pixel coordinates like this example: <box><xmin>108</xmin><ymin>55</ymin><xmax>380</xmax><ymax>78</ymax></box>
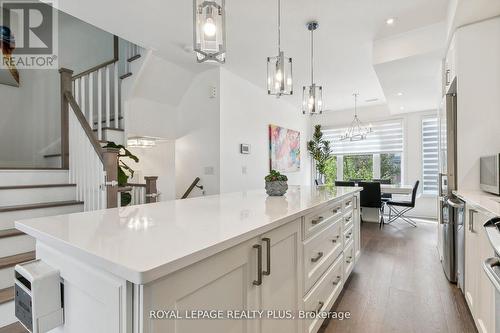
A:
<box><xmin>56</xmin><ymin>0</ymin><xmax>450</xmax><ymax>111</ymax></box>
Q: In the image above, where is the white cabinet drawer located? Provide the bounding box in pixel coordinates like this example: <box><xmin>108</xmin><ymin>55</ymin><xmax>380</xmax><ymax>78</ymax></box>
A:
<box><xmin>343</xmin><ymin>196</ymin><xmax>354</xmax><ymax>212</ymax></box>
<box><xmin>344</xmin><ymin>240</ymin><xmax>355</xmax><ymax>278</ymax></box>
<box><xmin>344</xmin><ymin>224</ymin><xmax>354</xmax><ymax>247</ymax></box>
<box><xmin>303</xmin><ymin>255</ymin><xmax>343</xmax><ymax>333</ymax></box>
<box><xmin>303</xmin><ymin>219</ymin><xmax>343</xmax><ymax>293</ymax></box>
<box><xmin>303</xmin><ymin>202</ymin><xmax>343</xmax><ymax>239</ymax></box>
<box><xmin>343</xmin><ymin>210</ymin><xmax>353</xmax><ymax>230</ymax></box>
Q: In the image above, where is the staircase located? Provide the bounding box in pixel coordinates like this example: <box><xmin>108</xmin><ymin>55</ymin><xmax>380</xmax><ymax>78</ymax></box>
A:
<box><xmin>0</xmin><ymin>169</ymin><xmax>84</xmax><ymax>330</ymax></box>
<box><xmin>0</xmin><ymin>39</ymin><xmax>145</xmax><ymax>332</ymax></box>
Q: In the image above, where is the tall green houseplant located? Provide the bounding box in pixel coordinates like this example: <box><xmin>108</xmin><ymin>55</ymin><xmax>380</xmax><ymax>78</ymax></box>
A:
<box><xmin>307</xmin><ymin>125</ymin><xmax>332</xmax><ymax>182</ymax></box>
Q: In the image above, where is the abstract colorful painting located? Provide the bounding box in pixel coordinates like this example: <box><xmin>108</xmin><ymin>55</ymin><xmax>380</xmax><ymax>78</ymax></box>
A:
<box><xmin>269</xmin><ymin>125</ymin><xmax>301</xmax><ymax>173</ymax></box>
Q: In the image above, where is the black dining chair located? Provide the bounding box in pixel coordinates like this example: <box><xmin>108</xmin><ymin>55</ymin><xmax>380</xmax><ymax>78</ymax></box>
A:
<box><xmin>335</xmin><ymin>181</ymin><xmax>355</xmax><ymax>187</ymax></box>
<box><xmin>358</xmin><ymin>182</ymin><xmax>385</xmax><ymax>228</ymax></box>
<box><xmin>384</xmin><ymin>181</ymin><xmax>420</xmax><ymax>227</ymax></box>
<box><xmin>373</xmin><ymin>178</ymin><xmax>392</xmax><ymax>202</ymax></box>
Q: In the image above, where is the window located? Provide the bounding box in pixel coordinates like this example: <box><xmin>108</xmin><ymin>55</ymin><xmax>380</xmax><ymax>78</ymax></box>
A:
<box><xmin>422</xmin><ymin>116</ymin><xmax>439</xmax><ymax>195</ymax></box>
<box><xmin>322</xmin><ymin>120</ymin><xmax>404</xmax><ymax>185</ymax></box>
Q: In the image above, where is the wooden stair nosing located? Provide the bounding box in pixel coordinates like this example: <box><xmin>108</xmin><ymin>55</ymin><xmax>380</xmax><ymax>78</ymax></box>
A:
<box><xmin>43</xmin><ymin>153</ymin><xmax>62</xmax><ymax>158</ymax></box>
<box><xmin>0</xmin><ymin>251</ymin><xmax>36</xmax><ymax>270</ymax></box>
<box><xmin>0</xmin><ymin>321</ymin><xmax>28</xmax><ymax>333</ymax></box>
<box><xmin>0</xmin><ymin>229</ymin><xmax>23</xmax><ymax>239</ymax></box>
<box><xmin>120</xmin><ymin>72</ymin><xmax>132</xmax><ymax>80</ymax></box>
<box><xmin>0</xmin><ymin>184</ymin><xmax>76</xmax><ymax>190</ymax></box>
<box><xmin>127</xmin><ymin>54</ymin><xmax>141</xmax><ymax>62</ymax></box>
<box><xmin>92</xmin><ymin>127</ymin><xmax>124</xmax><ymax>132</ymax></box>
<box><xmin>0</xmin><ymin>286</ymin><xmax>14</xmax><ymax>305</ymax></box>
<box><xmin>0</xmin><ymin>200</ymin><xmax>84</xmax><ymax>213</ymax></box>
<box><xmin>92</xmin><ymin>116</ymin><xmax>123</xmax><ymax>126</ymax></box>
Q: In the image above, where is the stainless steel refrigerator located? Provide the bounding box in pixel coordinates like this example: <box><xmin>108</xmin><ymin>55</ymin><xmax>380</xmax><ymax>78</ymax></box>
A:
<box><xmin>438</xmin><ymin>79</ymin><xmax>463</xmax><ymax>287</ymax></box>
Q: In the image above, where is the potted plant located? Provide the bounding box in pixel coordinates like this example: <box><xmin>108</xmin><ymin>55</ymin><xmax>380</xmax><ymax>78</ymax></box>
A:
<box><xmin>307</xmin><ymin>125</ymin><xmax>332</xmax><ymax>184</ymax></box>
<box><xmin>103</xmin><ymin>141</ymin><xmax>139</xmax><ymax>206</ymax></box>
<box><xmin>265</xmin><ymin>170</ymin><xmax>288</xmax><ymax>196</ymax></box>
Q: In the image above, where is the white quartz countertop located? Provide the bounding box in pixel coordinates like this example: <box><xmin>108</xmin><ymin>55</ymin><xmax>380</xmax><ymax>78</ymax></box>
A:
<box><xmin>454</xmin><ymin>189</ymin><xmax>500</xmax><ymax>217</ymax></box>
<box><xmin>16</xmin><ymin>186</ymin><xmax>360</xmax><ymax>285</ymax></box>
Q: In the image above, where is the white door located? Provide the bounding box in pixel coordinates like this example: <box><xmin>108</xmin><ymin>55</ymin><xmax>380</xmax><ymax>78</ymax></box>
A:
<box><xmin>258</xmin><ymin>220</ymin><xmax>301</xmax><ymax>333</ymax></box>
<box><xmin>141</xmin><ymin>238</ymin><xmax>261</xmax><ymax>333</ymax></box>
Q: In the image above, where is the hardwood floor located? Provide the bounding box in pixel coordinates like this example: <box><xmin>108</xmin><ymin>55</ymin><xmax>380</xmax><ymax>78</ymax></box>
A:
<box><xmin>324</xmin><ymin>221</ymin><xmax>477</xmax><ymax>333</ymax></box>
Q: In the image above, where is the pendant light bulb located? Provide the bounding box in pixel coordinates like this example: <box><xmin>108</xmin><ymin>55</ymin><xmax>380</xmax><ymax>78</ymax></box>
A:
<box><xmin>203</xmin><ymin>17</ymin><xmax>217</xmax><ymax>36</ymax></box>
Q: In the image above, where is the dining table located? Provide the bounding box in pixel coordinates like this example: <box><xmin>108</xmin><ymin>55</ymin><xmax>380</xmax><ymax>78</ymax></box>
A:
<box><xmin>380</xmin><ymin>184</ymin><xmax>414</xmax><ymax>195</ymax></box>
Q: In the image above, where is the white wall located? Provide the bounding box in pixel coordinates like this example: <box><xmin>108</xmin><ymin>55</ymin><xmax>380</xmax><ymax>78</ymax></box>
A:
<box><xmin>219</xmin><ymin>68</ymin><xmax>311</xmax><ymax>193</ymax></box>
<box><xmin>175</xmin><ymin>68</ymin><xmax>220</xmax><ymax>198</ymax></box>
<box><xmin>314</xmin><ymin>106</ymin><xmax>438</xmax><ymax>219</ymax></box>
<box><xmin>128</xmin><ymin>142</ymin><xmax>176</xmax><ymax>201</ymax></box>
<box><xmin>456</xmin><ymin>17</ymin><xmax>500</xmax><ymax>190</ymax></box>
<box><xmin>0</xmin><ymin>9</ymin><xmax>115</xmax><ymax>167</ymax></box>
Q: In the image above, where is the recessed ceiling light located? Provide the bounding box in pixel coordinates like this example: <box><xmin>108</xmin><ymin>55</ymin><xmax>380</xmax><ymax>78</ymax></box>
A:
<box><xmin>399</xmin><ymin>106</ymin><xmax>405</xmax><ymax>111</ymax></box>
<box><xmin>397</xmin><ymin>92</ymin><xmax>404</xmax><ymax>96</ymax></box>
<box><xmin>386</xmin><ymin>17</ymin><xmax>396</xmax><ymax>26</ymax></box>
<box><xmin>365</xmin><ymin>98</ymin><xmax>379</xmax><ymax>103</ymax></box>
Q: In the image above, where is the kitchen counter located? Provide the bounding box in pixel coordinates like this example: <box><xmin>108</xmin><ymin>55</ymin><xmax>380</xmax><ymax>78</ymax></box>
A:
<box><xmin>16</xmin><ymin>185</ymin><xmax>361</xmax><ymax>284</ymax></box>
<box><xmin>454</xmin><ymin>189</ymin><xmax>500</xmax><ymax>218</ymax></box>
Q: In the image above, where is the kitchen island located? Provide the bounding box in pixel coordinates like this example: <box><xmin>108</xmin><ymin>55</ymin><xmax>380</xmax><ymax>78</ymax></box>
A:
<box><xmin>16</xmin><ymin>185</ymin><xmax>361</xmax><ymax>333</ymax></box>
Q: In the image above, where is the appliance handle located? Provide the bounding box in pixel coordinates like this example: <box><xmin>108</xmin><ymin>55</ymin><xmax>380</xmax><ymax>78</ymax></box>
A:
<box><xmin>439</xmin><ymin>197</ymin><xmax>446</xmax><ymax>224</ymax></box>
<box><xmin>438</xmin><ymin>173</ymin><xmax>446</xmax><ymax>196</ymax></box>
<box><xmin>483</xmin><ymin>257</ymin><xmax>500</xmax><ymax>293</ymax></box>
<box><xmin>447</xmin><ymin>198</ymin><xmax>464</xmax><ymax>209</ymax></box>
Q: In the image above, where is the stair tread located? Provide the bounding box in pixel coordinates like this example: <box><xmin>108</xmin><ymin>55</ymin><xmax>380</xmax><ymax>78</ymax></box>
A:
<box><xmin>0</xmin><ymin>322</ymin><xmax>28</xmax><ymax>333</ymax></box>
<box><xmin>0</xmin><ymin>184</ymin><xmax>75</xmax><ymax>190</ymax></box>
<box><xmin>43</xmin><ymin>153</ymin><xmax>61</xmax><ymax>158</ymax></box>
<box><xmin>0</xmin><ymin>251</ymin><xmax>35</xmax><ymax>270</ymax></box>
<box><xmin>120</xmin><ymin>72</ymin><xmax>132</xmax><ymax>80</ymax></box>
<box><xmin>92</xmin><ymin>116</ymin><xmax>123</xmax><ymax>125</ymax></box>
<box><xmin>92</xmin><ymin>127</ymin><xmax>124</xmax><ymax>132</ymax></box>
<box><xmin>0</xmin><ymin>200</ymin><xmax>84</xmax><ymax>213</ymax></box>
<box><xmin>0</xmin><ymin>286</ymin><xmax>14</xmax><ymax>305</ymax></box>
<box><xmin>0</xmin><ymin>229</ymin><xmax>23</xmax><ymax>239</ymax></box>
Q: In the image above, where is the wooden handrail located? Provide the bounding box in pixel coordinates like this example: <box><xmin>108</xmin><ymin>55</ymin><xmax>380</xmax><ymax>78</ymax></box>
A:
<box><xmin>64</xmin><ymin>91</ymin><xmax>104</xmax><ymax>163</ymax></box>
<box><xmin>125</xmin><ymin>183</ymin><xmax>147</xmax><ymax>188</ymax></box>
<box><xmin>72</xmin><ymin>36</ymin><xmax>119</xmax><ymax>80</ymax></box>
<box><xmin>181</xmin><ymin>177</ymin><xmax>202</xmax><ymax>199</ymax></box>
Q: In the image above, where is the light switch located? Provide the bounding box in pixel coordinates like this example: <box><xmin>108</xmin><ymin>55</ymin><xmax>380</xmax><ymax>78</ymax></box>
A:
<box><xmin>204</xmin><ymin>166</ymin><xmax>215</xmax><ymax>175</ymax></box>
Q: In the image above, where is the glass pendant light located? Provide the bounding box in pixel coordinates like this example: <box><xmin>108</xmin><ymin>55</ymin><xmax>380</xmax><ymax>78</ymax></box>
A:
<box><xmin>193</xmin><ymin>0</ymin><xmax>226</xmax><ymax>63</ymax></box>
<box><xmin>267</xmin><ymin>0</ymin><xmax>293</xmax><ymax>97</ymax></box>
<box><xmin>339</xmin><ymin>93</ymin><xmax>373</xmax><ymax>141</ymax></box>
<box><xmin>302</xmin><ymin>21</ymin><xmax>323</xmax><ymax>115</ymax></box>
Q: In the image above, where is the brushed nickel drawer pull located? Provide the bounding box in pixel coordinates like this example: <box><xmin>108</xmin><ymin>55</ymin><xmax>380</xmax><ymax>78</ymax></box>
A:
<box><xmin>332</xmin><ymin>276</ymin><xmax>341</xmax><ymax>285</ymax></box>
<box><xmin>315</xmin><ymin>301</ymin><xmax>324</xmax><ymax>314</ymax></box>
<box><xmin>332</xmin><ymin>234</ymin><xmax>341</xmax><ymax>243</ymax></box>
<box><xmin>332</xmin><ymin>208</ymin><xmax>340</xmax><ymax>214</ymax></box>
<box><xmin>253</xmin><ymin>244</ymin><xmax>262</xmax><ymax>286</ymax></box>
<box><xmin>262</xmin><ymin>237</ymin><xmax>271</xmax><ymax>276</ymax></box>
<box><xmin>346</xmin><ymin>256</ymin><xmax>353</xmax><ymax>264</ymax></box>
<box><xmin>311</xmin><ymin>216</ymin><xmax>324</xmax><ymax>225</ymax></box>
<box><xmin>346</xmin><ymin>234</ymin><xmax>351</xmax><ymax>239</ymax></box>
<box><xmin>311</xmin><ymin>252</ymin><xmax>324</xmax><ymax>263</ymax></box>
<box><xmin>345</xmin><ymin>216</ymin><xmax>352</xmax><ymax>222</ymax></box>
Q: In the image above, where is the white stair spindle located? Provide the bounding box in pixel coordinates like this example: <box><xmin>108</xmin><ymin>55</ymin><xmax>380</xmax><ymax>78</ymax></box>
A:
<box><xmin>74</xmin><ymin>78</ymin><xmax>80</xmax><ymax>106</ymax></box>
<box><xmin>80</xmin><ymin>75</ymin><xmax>86</xmax><ymax>120</ymax></box>
<box><xmin>114</xmin><ymin>62</ymin><xmax>119</xmax><ymax>128</ymax></box>
<box><xmin>106</xmin><ymin>65</ymin><xmax>111</xmax><ymax>128</ymax></box>
<box><xmin>97</xmin><ymin>68</ymin><xmax>103</xmax><ymax>140</ymax></box>
<box><xmin>88</xmin><ymin>73</ymin><xmax>94</xmax><ymax>128</ymax></box>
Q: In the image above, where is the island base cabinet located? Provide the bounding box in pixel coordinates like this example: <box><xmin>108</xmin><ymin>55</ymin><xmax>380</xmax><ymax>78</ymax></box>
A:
<box><xmin>139</xmin><ymin>219</ymin><xmax>301</xmax><ymax>333</ymax></box>
<box><xmin>464</xmin><ymin>206</ymin><xmax>496</xmax><ymax>333</ymax></box>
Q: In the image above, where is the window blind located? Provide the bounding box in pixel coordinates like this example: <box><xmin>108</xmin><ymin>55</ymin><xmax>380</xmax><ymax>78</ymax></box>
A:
<box><xmin>422</xmin><ymin>116</ymin><xmax>439</xmax><ymax>194</ymax></box>
<box><xmin>322</xmin><ymin>120</ymin><xmax>404</xmax><ymax>155</ymax></box>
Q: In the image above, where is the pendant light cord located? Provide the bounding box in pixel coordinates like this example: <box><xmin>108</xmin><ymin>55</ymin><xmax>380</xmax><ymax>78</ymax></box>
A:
<box><xmin>277</xmin><ymin>0</ymin><xmax>281</xmax><ymax>53</ymax></box>
<box><xmin>310</xmin><ymin>28</ymin><xmax>314</xmax><ymax>85</ymax></box>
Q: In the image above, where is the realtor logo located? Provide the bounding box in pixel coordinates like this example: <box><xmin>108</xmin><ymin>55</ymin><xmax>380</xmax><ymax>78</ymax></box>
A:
<box><xmin>0</xmin><ymin>0</ymin><xmax>58</xmax><ymax>70</ymax></box>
